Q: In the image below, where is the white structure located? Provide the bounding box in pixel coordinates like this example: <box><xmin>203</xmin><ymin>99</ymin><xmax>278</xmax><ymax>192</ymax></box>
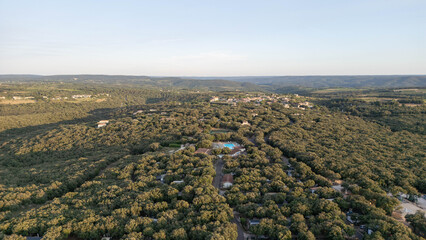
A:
<box><xmin>97</xmin><ymin>120</ymin><xmax>109</xmax><ymax>128</ymax></box>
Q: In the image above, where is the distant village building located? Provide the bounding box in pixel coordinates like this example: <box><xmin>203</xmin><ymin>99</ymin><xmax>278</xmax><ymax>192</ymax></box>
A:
<box><xmin>0</xmin><ymin>96</ymin><xmax>5</xmax><ymax>99</ymax></box>
<box><xmin>210</xmin><ymin>96</ymin><xmax>219</xmax><ymax>102</ymax></box>
<box><xmin>133</xmin><ymin>110</ymin><xmax>143</xmax><ymax>115</ymax></box>
<box><xmin>172</xmin><ymin>180</ymin><xmax>184</xmax><ymax>184</ymax></box>
<box><xmin>298</xmin><ymin>102</ymin><xmax>313</xmax><ymax>109</ymax></box>
<box><xmin>241</xmin><ymin>120</ymin><xmax>251</xmax><ymax>126</ymax></box>
<box><xmin>72</xmin><ymin>94</ymin><xmax>91</xmax><ymax>99</ymax></box>
<box><xmin>97</xmin><ymin>120</ymin><xmax>109</xmax><ymax>128</ymax></box>
<box><xmin>12</xmin><ymin>96</ymin><xmax>23</xmax><ymax>100</ymax></box>
<box><xmin>222</xmin><ymin>174</ymin><xmax>233</xmax><ymax>188</ymax></box>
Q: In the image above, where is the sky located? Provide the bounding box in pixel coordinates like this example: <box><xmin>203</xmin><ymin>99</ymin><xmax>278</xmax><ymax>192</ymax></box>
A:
<box><xmin>0</xmin><ymin>0</ymin><xmax>425</xmax><ymax>76</ymax></box>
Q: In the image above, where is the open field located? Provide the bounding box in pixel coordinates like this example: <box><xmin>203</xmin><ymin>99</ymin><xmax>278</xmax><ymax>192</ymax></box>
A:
<box><xmin>0</xmin><ymin>99</ymin><xmax>36</xmax><ymax>104</ymax></box>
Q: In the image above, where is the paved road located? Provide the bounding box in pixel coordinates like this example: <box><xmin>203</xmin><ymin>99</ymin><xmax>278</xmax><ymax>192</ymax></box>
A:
<box><xmin>232</xmin><ymin>212</ymin><xmax>245</xmax><ymax>240</ymax></box>
<box><xmin>212</xmin><ymin>157</ymin><xmax>224</xmax><ymax>188</ymax></box>
<box><xmin>212</xmin><ymin>157</ymin><xmax>244</xmax><ymax>240</ymax></box>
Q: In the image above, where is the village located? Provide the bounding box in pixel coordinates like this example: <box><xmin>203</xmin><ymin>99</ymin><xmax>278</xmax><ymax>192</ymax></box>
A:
<box><xmin>209</xmin><ymin>94</ymin><xmax>314</xmax><ymax>110</ymax></box>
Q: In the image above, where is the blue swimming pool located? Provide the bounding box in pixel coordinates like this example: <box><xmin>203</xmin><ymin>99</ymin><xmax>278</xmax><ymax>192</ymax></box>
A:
<box><xmin>224</xmin><ymin>143</ymin><xmax>235</xmax><ymax>149</ymax></box>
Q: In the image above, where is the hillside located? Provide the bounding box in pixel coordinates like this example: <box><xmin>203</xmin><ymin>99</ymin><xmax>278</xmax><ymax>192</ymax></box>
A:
<box><xmin>1</xmin><ymin>75</ymin><xmax>426</xmax><ymax>91</ymax></box>
<box><xmin>0</xmin><ymin>75</ymin><xmax>263</xmax><ymax>92</ymax></box>
<box><xmin>194</xmin><ymin>75</ymin><xmax>426</xmax><ymax>88</ymax></box>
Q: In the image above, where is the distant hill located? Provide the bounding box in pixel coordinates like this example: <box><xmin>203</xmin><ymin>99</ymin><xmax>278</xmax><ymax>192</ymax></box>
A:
<box><xmin>0</xmin><ymin>75</ymin><xmax>263</xmax><ymax>92</ymax></box>
<box><xmin>1</xmin><ymin>74</ymin><xmax>425</xmax><ymax>90</ymax></box>
<box><xmin>192</xmin><ymin>75</ymin><xmax>426</xmax><ymax>88</ymax></box>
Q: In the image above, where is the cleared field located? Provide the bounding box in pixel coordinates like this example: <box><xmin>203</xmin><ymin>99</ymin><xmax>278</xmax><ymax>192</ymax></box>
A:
<box><xmin>394</xmin><ymin>88</ymin><xmax>426</xmax><ymax>93</ymax></box>
<box><xmin>0</xmin><ymin>99</ymin><xmax>36</xmax><ymax>104</ymax></box>
<box><xmin>356</xmin><ymin>97</ymin><xmax>398</xmax><ymax>102</ymax></box>
<box><xmin>312</xmin><ymin>88</ymin><xmax>363</xmax><ymax>93</ymax></box>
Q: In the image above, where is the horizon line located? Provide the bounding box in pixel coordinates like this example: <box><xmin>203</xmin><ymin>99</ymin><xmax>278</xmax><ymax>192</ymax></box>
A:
<box><xmin>1</xmin><ymin>73</ymin><xmax>425</xmax><ymax>77</ymax></box>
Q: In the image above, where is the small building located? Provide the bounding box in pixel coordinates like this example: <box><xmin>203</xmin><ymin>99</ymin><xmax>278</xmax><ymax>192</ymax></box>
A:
<box><xmin>97</xmin><ymin>120</ymin><xmax>109</xmax><ymax>128</ymax></box>
<box><xmin>172</xmin><ymin>180</ymin><xmax>184</xmax><ymax>184</ymax></box>
<box><xmin>248</xmin><ymin>219</ymin><xmax>261</xmax><ymax>226</ymax></box>
<box><xmin>156</xmin><ymin>174</ymin><xmax>166</xmax><ymax>183</ymax></box>
<box><xmin>210</xmin><ymin>96</ymin><xmax>219</xmax><ymax>102</ymax></box>
<box><xmin>265</xmin><ymin>192</ymin><xmax>279</xmax><ymax>196</ymax></box>
<box><xmin>133</xmin><ymin>110</ymin><xmax>143</xmax><ymax>115</ymax></box>
<box><xmin>310</xmin><ymin>187</ymin><xmax>320</xmax><ymax>194</ymax></box>
<box><xmin>72</xmin><ymin>94</ymin><xmax>91</xmax><ymax>99</ymax></box>
<box><xmin>229</xmin><ymin>147</ymin><xmax>245</xmax><ymax>157</ymax></box>
<box><xmin>332</xmin><ymin>184</ymin><xmax>344</xmax><ymax>192</ymax></box>
<box><xmin>222</xmin><ymin>174</ymin><xmax>233</xmax><ymax>188</ymax></box>
<box><xmin>195</xmin><ymin>148</ymin><xmax>211</xmax><ymax>155</ymax></box>
<box><xmin>346</xmin><ymin>210</ymin><xmax>359</xmax><ymax>224</ymax></box>
<box><xmin>241</xmin><ymin>120</ymin><xmax>251</xmax><ymax>126</ymax></box>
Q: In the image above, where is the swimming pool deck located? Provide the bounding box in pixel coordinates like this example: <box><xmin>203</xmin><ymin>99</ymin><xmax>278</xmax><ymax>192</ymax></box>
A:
<box><xmin>213</xmin><ymin>142</ymin><xmax>240</xmax><ymax>150</ymax></box>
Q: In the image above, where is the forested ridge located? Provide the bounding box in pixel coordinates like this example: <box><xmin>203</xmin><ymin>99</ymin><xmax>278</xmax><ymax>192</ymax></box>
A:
<box><xmin>0</xmin><ymin>83</ymin><xmax>425</xmax><ymax>239</ymax></box>
<box><xmin>2</xmin><ymin>74</ymin><xmax>425</xmax><ymax>90</ymax></box>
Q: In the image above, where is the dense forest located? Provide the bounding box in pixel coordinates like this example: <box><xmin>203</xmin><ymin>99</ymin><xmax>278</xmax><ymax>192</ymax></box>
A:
<box><xmin>0</xmin><ymin>82</ymin><xmax>425</xmax><ymax>239</ymax></box>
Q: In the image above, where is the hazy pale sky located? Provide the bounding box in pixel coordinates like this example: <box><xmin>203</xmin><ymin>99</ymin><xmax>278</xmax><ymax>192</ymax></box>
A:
<box><xmin>0</xmin><ymin>0</ymin><xmax>425</xmax><ymax>76</ymax></box>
